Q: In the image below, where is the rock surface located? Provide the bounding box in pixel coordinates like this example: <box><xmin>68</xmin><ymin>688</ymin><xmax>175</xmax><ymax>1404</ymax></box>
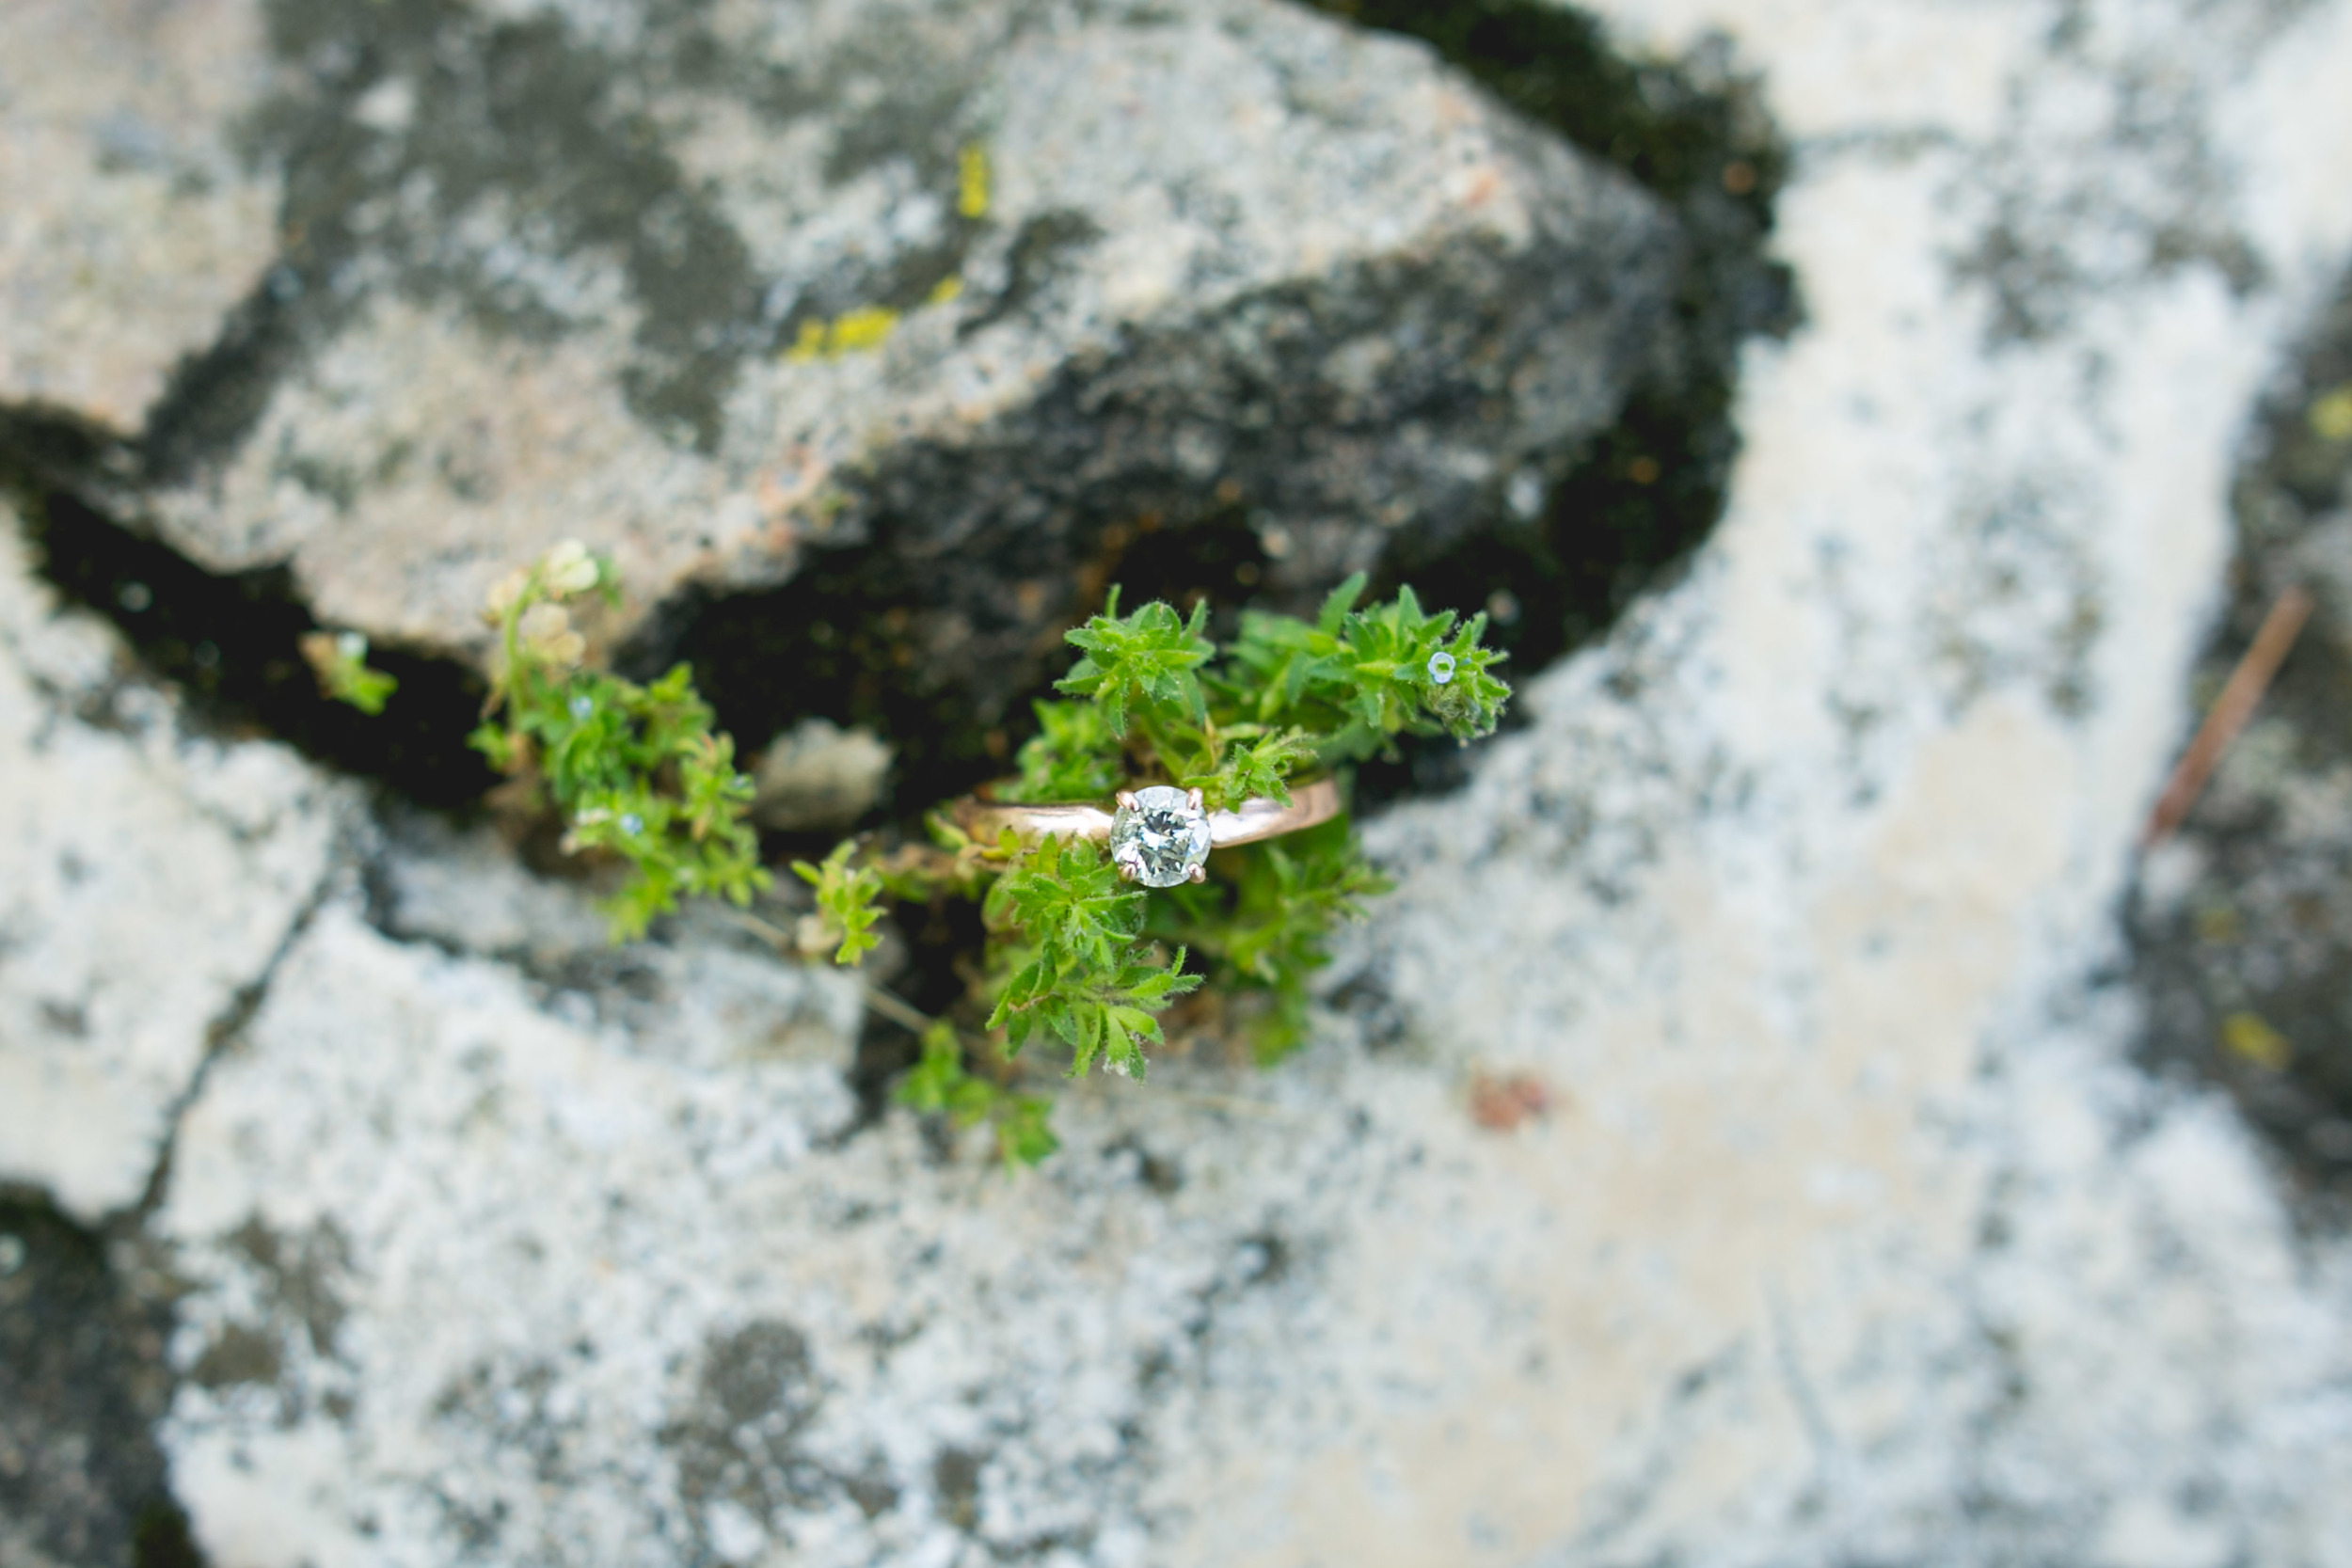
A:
<box><xmin>2132</xmin><ymin>274</ymin><xmax>2352</xmax><ymax>1197</ymax></box>
<box><xmin>122</xmin><ymin>5</ymin><xmax>2352</xmax><ymax>1568</ymax></box>
<box><xmin>8</xmin><ymin>1</ymin><xmax>2352</xmax><ymax>1565</ymax></box>
<box><xmin>752</xmin><ymin>719</ymin><xmax>894</xmax><ymax>833</ymax></box>
<box><xmin>0</xmin><ymin>1195</ymin><xmax>191</xmax><ymax>1568</ymax></box>
<box><xmin>0</xmin><ymin>0</ymin><xmax>280</xmax><ymax>430</ymax></box>
<box><xmin>0</xmin><ymin>512</ymin><xmax>351</xmax><ymax>1223</ymax></box>
<box><xmin>13</xmin><ymin>0</ymin><xmax>1683</xmax><ymax>666</ymax></box>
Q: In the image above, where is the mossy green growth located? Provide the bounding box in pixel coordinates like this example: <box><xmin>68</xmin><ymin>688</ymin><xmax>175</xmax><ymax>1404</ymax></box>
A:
<box><xmin>300</xmin><ymin>629</ymin><xmax>399</xmax><ymax>716</ymax></box>
<box><xmin>472</xmin><ymin>542</ymin><xmax>771</xmax><ymax>941</ymax></box>
<box><xmin>804</xmin><ymin>576</ymin><xmax>1509</xmax><ymax>1165</ymax></box>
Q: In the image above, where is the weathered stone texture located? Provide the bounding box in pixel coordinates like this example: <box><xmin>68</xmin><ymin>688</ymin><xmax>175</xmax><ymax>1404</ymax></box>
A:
<box><xmin>8</xmin><ymin>1</ymin><xmax>2352</xmax><ymax>1564</ymax></box>
<box><xmin>0</xmin><ymin>0</ymin><xmax>279</xmax><ymax>429</ymax></box>
<box><xmin>136</xmin><ymin>5</ymin><xmax>2352</xmax><ymax>1567</ymax></box>
<box><xmin>100</xmin><ymin>0</ymin><xmax>1678</xmax><ymax>658</ymax></box>
<box><xmin>0</xmin><ymin>513</ymin><xmax>349</xmax><ymax>1222</ymax></box>
<box><xmin>2132</xmin><ymin>270</ymin><xmax>2352</xmax><ymax>1193</ymax></box>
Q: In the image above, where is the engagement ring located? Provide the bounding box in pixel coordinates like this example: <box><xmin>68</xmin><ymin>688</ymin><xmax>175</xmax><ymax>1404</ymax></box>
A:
<box><xmin>952</xmin><ymin>777</ymin><xmax>1343</xmax><ymax>888</ymax></box>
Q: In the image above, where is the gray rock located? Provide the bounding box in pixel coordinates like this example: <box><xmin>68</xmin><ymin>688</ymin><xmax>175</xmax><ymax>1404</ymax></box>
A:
<box><xmin>137</xmin><ymin>5</ymin><xmax>2352</xmax><ymax>1566</ymax></box>
<box><xmin>83</xmin><ymin>0</ymin><xmax>1677</xmax><ymax>662</ymax></box>
<box><xmin>371</xmin><ymin>812</ymin><xmax>866</xmax><ymax>1072</ymax></box>
<box><xmin>9</xmin><ymin>0</ymin><xmax>2352</xmax><ymax>1563</ymax></box>
<box><xmin>2129</xmin><ymin>274</ymin><xmax>2352</xmax><ymax>1195</ymax></box>
<box><xmin>753</xmin><ymin>719</ymin><xmax>893</xmax><ymax>832</ymax></box>
<box><xmin>0</xmin><ymin>0</ymin><xmax>279</xmax><ymax>431</ymax></box>
<box><xmin>0</xmin><ymin>509</ymin><xmax>351</xmax><ymax>1223</ymax></box>
<box><xmin>0</xmin><ymin>1196</ymin><xmax>188</xmax><ymax>1568</ymax></box>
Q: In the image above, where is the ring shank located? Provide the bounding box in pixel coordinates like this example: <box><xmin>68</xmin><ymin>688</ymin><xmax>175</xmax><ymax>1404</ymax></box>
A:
<box><xmin>954</xmin><ymin>775</ymin><xmax>1341</xmax><ymax>850</ymax></box>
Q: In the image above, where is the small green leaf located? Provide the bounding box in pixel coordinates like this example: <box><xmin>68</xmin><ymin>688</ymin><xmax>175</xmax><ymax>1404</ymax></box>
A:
<box><xmin>1181</xmin><ymin>727</ymin><xmax>1315</xmax><ymax>811</ymax></box>
<box><xmin>894</xmin><ymin>1022</ymin><xmax>1062</xmax><ymax>1172</ymax></box>
<box><xmin>791</xmin><ymin>840</ymin><xmax>886</xmax><ymax>965</ymax></box>
<box><xmin>1316</xmin><ymin>571</ymin><xmax>1368</xmax><ymax>634</ymax></box>
<box><xmin>994</xmin><ymin>1096</ymin><xmax>1060</xmax><ymax>1171</ymax></box>
<box><xmin>1004</xmin><ymin>699</ymin><xmax>1125</xmax><ymax>803</ymax></box>
<box><xmin>1055</xmin><ymin>594</ymin><xmax>1214</xmax><ymax>738</ymax></box>
<box><xmin>300</xmin><ymin>630</ymin><xmax>399</xmax><ymax>716</ymax></box>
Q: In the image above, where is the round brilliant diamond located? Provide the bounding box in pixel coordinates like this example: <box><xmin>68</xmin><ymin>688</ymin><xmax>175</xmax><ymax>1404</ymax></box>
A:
<box><xmin>1108</xmin><ymin>785</ymin><xmax>1211</xmax><ymax>888</ymax></box>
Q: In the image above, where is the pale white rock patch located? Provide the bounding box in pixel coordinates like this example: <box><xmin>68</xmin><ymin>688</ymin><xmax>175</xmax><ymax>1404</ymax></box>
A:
<box><xmin>0</xmin><ymin>513</ymin><xmax>351</xmax><ymax>1221</ymax></box>
<box><xmin>0</xmin><ymin>0</ymin><xmax>278</xmax><ymax>429</ymax></box>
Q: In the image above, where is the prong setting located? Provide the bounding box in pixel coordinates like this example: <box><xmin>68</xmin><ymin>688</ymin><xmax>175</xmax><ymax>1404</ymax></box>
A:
<box><xmin>1106</xmin><ymin>784</ymin><xmax>1213</xmax><ymax>888</ymax></box>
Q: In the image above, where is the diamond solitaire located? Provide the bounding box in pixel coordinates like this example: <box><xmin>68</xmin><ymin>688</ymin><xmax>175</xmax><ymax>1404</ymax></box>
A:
<box><xmin>951</xmin><ymin>775</ymin><xmax>1341</xmax><ymax>885</ymax></box>
<box><xmin>1107</xmin><ymin>786</ymin><xmax>1212</xmax><ymax>887</ymax></box>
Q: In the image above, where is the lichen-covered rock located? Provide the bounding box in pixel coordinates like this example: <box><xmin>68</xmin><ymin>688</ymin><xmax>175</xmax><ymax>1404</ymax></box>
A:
<box><xmin>369</xmin><ymin>811</ymin><xmax>865</xmax><ymax>1071</ymax></box>
<box><xmin>0</xmin><ymin>512</ymin><xmax>350</xmax><ymax>1222</ymax></box>
<box><xmin>100</xmin><ymin>0</ymin><xmax>1678</xmax><ymax>661</ymax></box>
<box><xmin>143</xmin><ymin>4</ymin><xmax>2352</xmax><ymax>1566</ymax></box>
<box><xmin>2131</xmin><ymin>275</ymin><xmax>2352</xmax><ymax>1195</ymax></box>
<box><xmin>0</xmin><ymin>1196</ymin><xmax>189</xmax><ymax>1568</ymax></box>
<box><xmin>0</xmin><ymin>0</ymin><xmax>280</xmax><ymax>431</ymax></box>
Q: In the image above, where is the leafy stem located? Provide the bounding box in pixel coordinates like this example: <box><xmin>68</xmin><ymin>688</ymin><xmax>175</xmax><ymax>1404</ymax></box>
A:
<box><xmin>811</xmin><ymin>576</ymin><xmax>1508</xmax><ymax>1163</ymax></box>
<box><xmin>363</xmin><ymin>544</ymin><xmax>1507</xmax><ymax>1173</ymax></box>
<box><xmin>469</xmin><ymin>541</ymin><xmax>771</xmax><ymax>941</ymax></box>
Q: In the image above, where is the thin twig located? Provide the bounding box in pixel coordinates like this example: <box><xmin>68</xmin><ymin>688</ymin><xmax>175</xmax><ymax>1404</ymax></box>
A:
<box><xmin>1148</xmin><ymin>1086</ymin><xmax>1300</xmax><ymax>1121</ymax></box>
<box><xmin>857</xmin><ymin>983</ymin><xmax>938</xmax><ymax>1037</ymax></box>
<box><xmin>719</xmin><ymin>908</ymin><xmax>942</xmax><ymax>1036</ymax></box>
<box><xmin>2141</xmin><ymin>584</ymin><xmax>2315</xmax><ymax>849</ymax></box>
<box><xmin>721</xmin><ymin>908</ymin><xmax>799</xmax><ymax>951</ymax></box>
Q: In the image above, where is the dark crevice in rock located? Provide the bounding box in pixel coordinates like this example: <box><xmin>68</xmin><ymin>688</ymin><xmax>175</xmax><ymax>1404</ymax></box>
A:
<box><xmin>628</xmin><ymin>200</ymin><xmax>1684</xmax><ymax>794</ymax></box>
<box><xmin>1</xmin><ymin>406</ymin><xmax>498</xmax><ymax>810</ymax></box>
<box><xmin>0</xmin><ymin>889</ymin><xmax>352</xmax><ymax>1568</ymax></box>
<box><xmin>0</xmin><ymin>1193</ymin><xmax>207</xmax><ymax>1568</ymax></box>
<box><xmin>848</xmin><ymin>896</ymin><xmax>993</xmax><ymax>1132</ymax></box>
<box><xmin>2127</xmin><ymin>262</ymin><xmax>2352</xmax><ymax>1216</ymax></box>
<box><xmin>1334</xmin><ymin>0</ymin><xmax>1797</xmax><ymax>800</ymax></box>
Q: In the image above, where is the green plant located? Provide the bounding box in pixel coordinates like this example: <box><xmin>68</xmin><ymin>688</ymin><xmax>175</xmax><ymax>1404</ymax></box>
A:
<box><xmin>355</xmin><ymin>544</ymin><xmax>1507</xmax><ymax>1171</ymax></box>
<box><xmin>472</xmin><ymin>541</ymin><xmax>771</xmax><ymax>941</ymax></box>
<box><xmin>897</xmin><ymin>1021</ymin><xmax>1061</xmax><ymax>1173</ymax></box>
<box><xmin>804</xmin><ymin>574</ymin><xmax>1509</xmax><ymax>1165</ymax></box>
<box><xmin>300</xmin><ymin>629</ymin><xmax>399</xmax><ymax>715</ymax></box>
<box><xmin>794</xmin><ymin>839</ymin><xmax>885</xmax><ymax>965</ymax></box>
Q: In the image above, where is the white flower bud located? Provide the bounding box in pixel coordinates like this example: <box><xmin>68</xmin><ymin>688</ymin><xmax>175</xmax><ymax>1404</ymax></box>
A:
<box><xmin>544</xmin><ymin>540</ymin><xmax>601</xmax><ymax>597</ymax></box>
<box><xmin>484</xmin><ymin>568</ymin><xmax>530</xmax><ymax>621</ymax></box>
<box><xmin>519</xmin><ymin>602</ymin><xmax>586</xmax><ymax>666</ymax></box>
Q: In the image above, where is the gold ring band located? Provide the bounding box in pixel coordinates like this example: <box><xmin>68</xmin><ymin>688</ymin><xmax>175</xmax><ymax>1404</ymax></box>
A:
<box><xmin>952</xmin><ymin>776</ymin><xmax>1342</xmax><ymax>883</ymax></box>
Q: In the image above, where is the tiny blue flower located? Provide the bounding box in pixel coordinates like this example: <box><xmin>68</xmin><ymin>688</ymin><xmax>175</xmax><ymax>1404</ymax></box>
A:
<box><xmin>1427</xmin><ymin>651</ymin><xmax>1456</xmax><ymax>686</ymax></box>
